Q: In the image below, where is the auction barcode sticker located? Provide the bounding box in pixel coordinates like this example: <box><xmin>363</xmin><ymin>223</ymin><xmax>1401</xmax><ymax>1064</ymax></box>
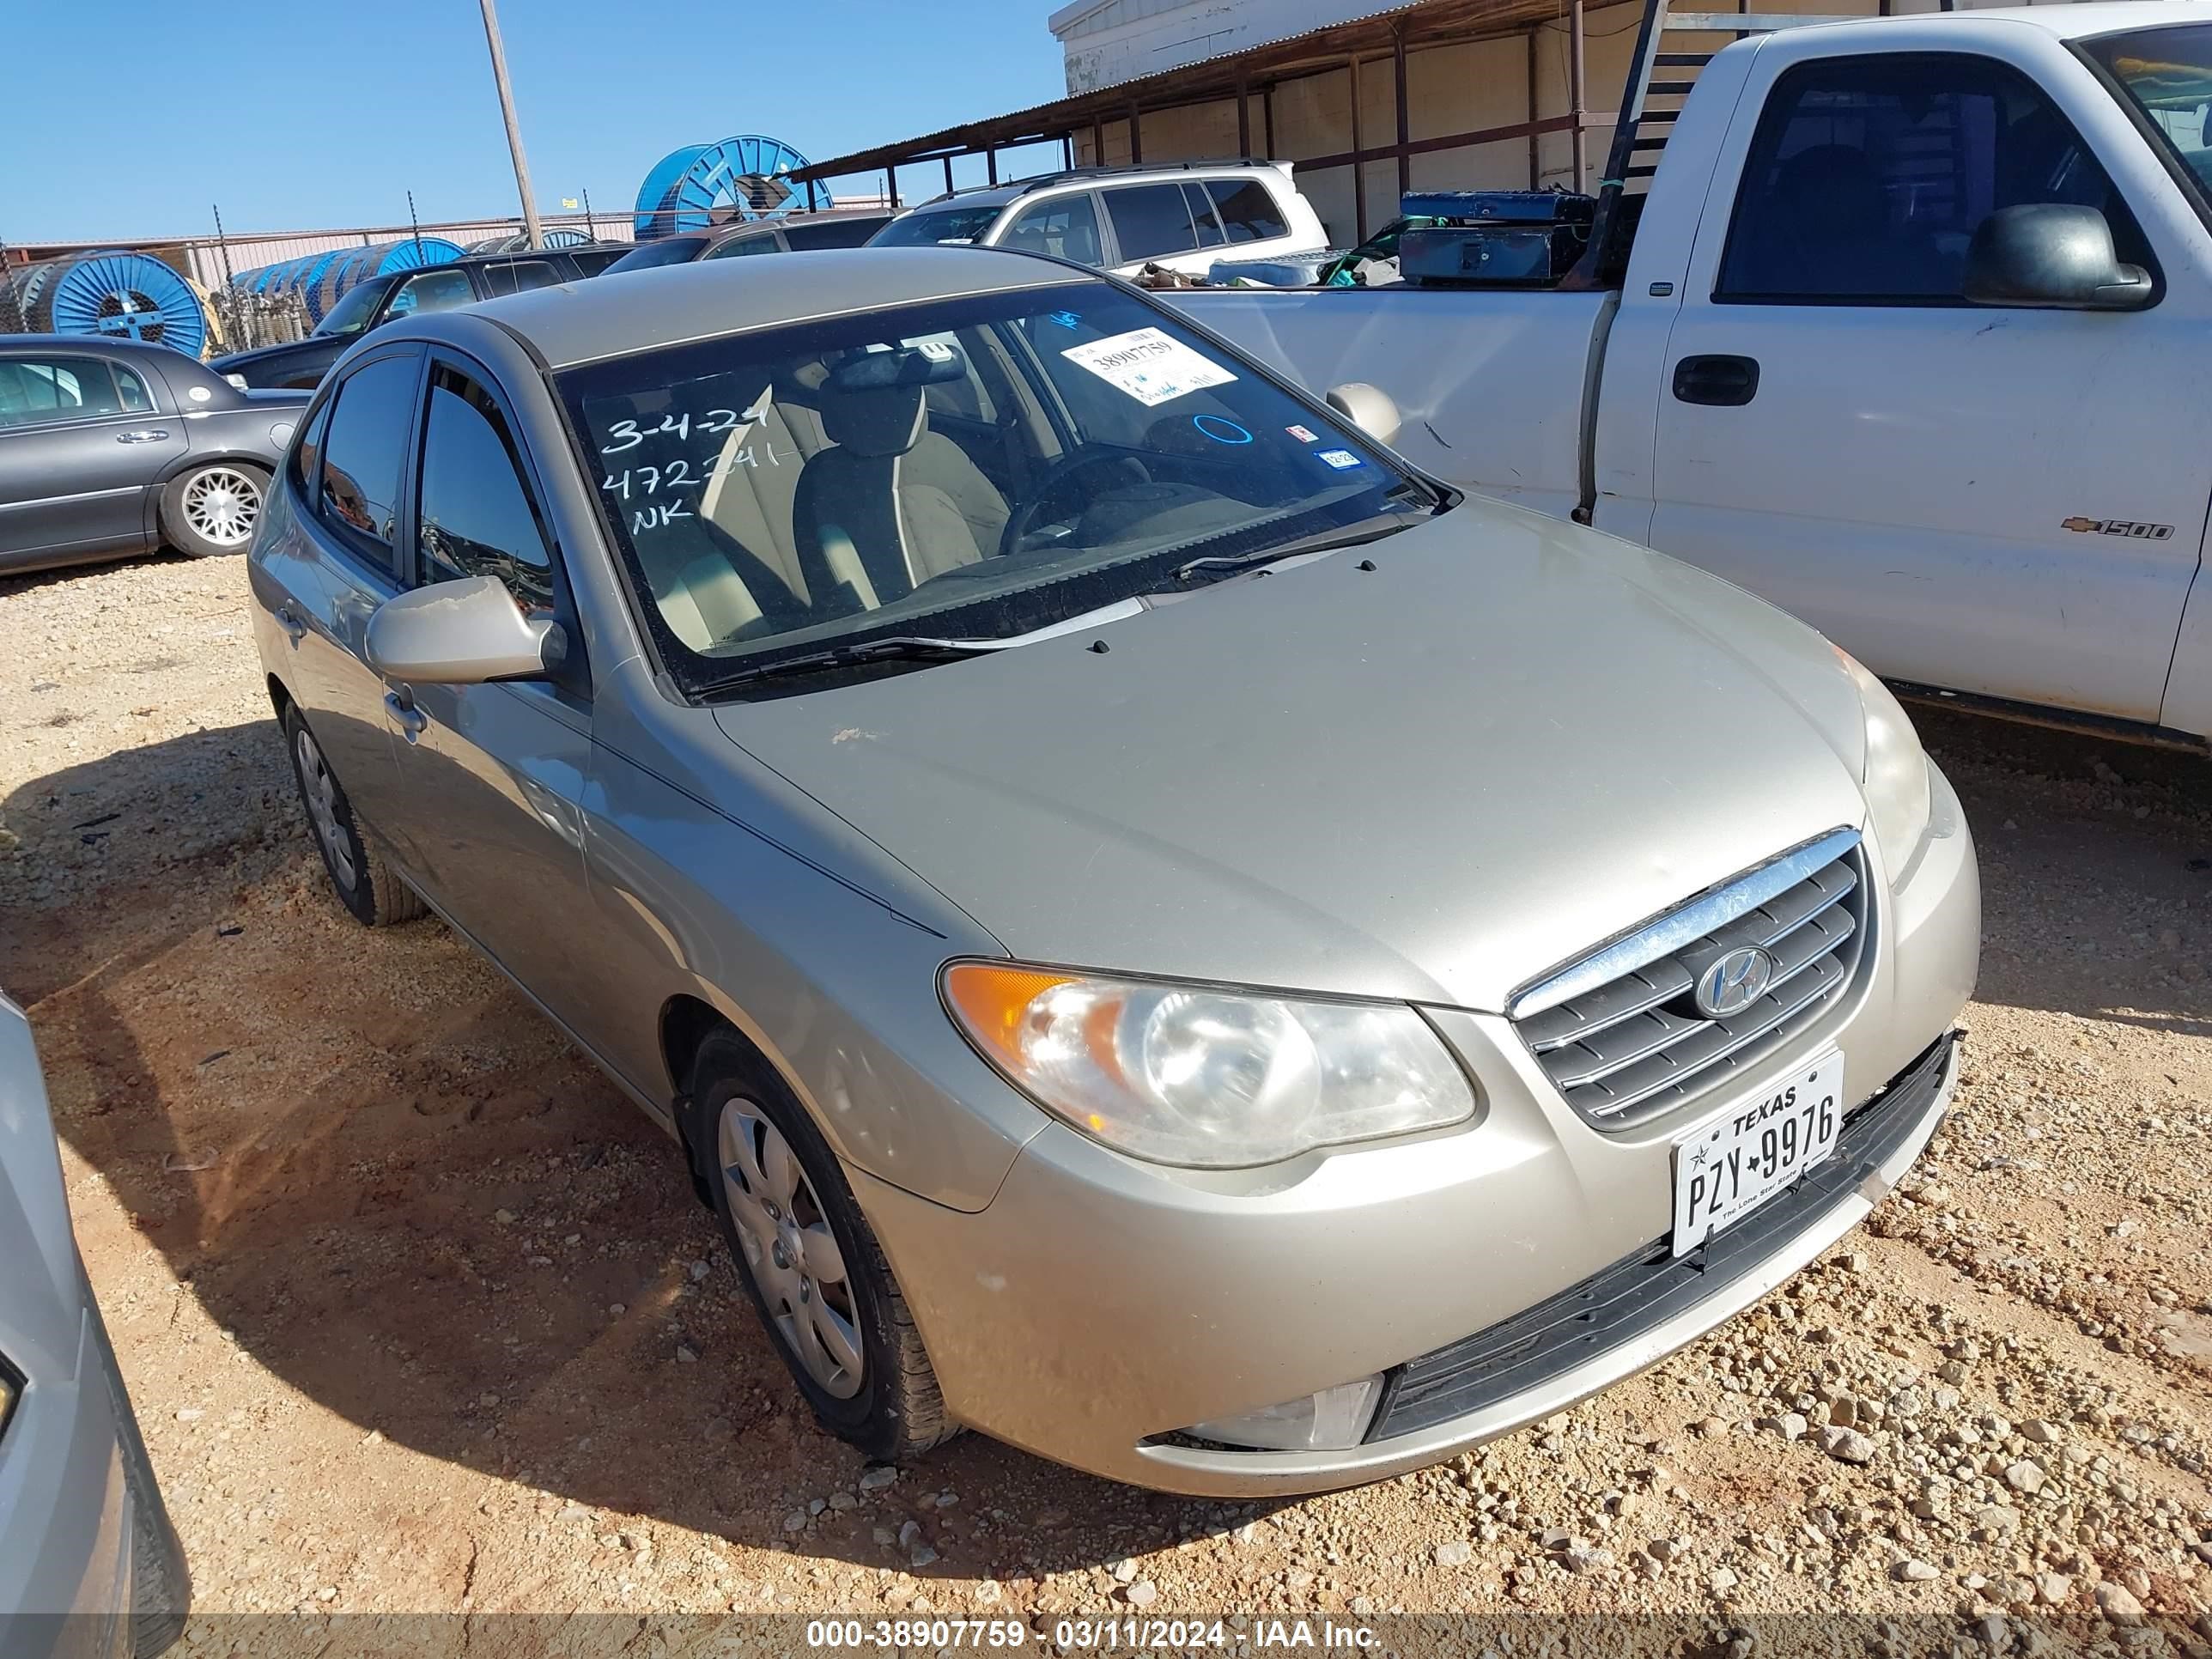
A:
<box><xmin>1060</xmin><ymin>327</ymin><xmax>1237</xmax><ymax>407</ymax></box>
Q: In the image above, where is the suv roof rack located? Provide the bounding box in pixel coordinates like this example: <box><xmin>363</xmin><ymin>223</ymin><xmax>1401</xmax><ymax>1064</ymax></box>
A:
<box><xmin>918</xmin><ymin>158</ymin><xmax>1284</xmax><ymax>206</ymax></box>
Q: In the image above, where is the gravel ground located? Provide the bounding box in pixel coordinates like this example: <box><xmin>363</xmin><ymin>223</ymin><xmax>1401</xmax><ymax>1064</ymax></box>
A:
<box><xmin>3</xmin><ymin>553</ymin><xmax>2210</xmax><ymax>1653</ymax></box>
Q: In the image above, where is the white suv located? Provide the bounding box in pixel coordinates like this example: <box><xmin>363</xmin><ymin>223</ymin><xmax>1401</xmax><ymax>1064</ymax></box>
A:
<box><xmin>867</xmin><ymin>162</ymin><xmax>1328</xmax><ymax>277</ymax></box>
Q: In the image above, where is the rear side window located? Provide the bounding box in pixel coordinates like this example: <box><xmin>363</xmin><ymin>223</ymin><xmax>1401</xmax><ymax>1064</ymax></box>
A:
<box><xmin>1103</xmin><ymin>184</ymin><xmax>1203</xmax><ymax>261</ymax></box>
<box><xmin>315</xmin><ymin>354</ymin><xmax>419</xmax><ymax>567</ymax></box>
<box><xmin>1207</xmin><ymin>179</ymin><xmax>1290</xmax><ymax>243</ymax></box>
<box><xmin>292</xmin><ymin>398</ymin><xmax>331</xmax><ymax>495</ymax></box>
<box><xmin>0</xmin><ymin>356</ymin><xmax>123</xmax><ymax>427</ymax></box>
<box><xmin>481</xmin><ymin>259</ymin><xmax>560</xmax><ymax>296</ymax></box>
<box><xmin>565</xmin><ymin>247</ymin><xmax>628</xmax><ymax>276</ymax></box>
<box><xmin>113</xmin><ymin>366</ymin><xmax>153</xmax><ymax>411</ymax></box>
<box><xmin>416</xmin><ymin>363</ymin><xmax>556</xmax><ymax>612</ymax></box>
<box><xmin>1002</xmin><ymin>194</ymin><xmax>1103</xmax><ymax>264</ymax></box>
<box><xmin>1717</xmin><ymin>53</ymin><xmax>2151</xmax><ymax>303</ymax></box>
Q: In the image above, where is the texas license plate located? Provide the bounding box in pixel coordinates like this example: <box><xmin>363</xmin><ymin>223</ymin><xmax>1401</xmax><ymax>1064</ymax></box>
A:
<box><xmin>1671</xmin><ymin>1050</ymin><xmax>1845</xmax><ymax>1258</ymax></box>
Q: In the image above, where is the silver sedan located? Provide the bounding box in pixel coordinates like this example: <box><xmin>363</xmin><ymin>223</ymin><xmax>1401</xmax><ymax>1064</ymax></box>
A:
<box><xmin>247</xmin><ymin>247</ymin><xmax>1978</xmax><ymax>1494</ymax></box>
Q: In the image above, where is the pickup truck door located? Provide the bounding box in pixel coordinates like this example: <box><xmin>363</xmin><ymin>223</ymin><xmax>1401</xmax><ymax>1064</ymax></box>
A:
<box><xmin>1644</xmin><ymin>39</ymin><xmax>2210</xmax><ymax>725</ymax></box>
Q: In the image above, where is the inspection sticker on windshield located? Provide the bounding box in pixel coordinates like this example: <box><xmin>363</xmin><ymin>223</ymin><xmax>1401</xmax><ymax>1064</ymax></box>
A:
<box><xmin>1285</xmin><ymin>423</ymin><xmax>1319</xmax><ymax>443</ymax></box>
<box><xmin>1316</xmin><ymin>449</ymin><xmax>1364</xmax><ymax>470</ymax></box>
<box><xmin>1060</xmin><ymin>327</ymin><xmax>1236</xmax><ymax>407</ymax></box>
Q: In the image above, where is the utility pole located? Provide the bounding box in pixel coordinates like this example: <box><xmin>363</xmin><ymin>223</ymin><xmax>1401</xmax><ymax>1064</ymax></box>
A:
<box><xmin>476</xmin><ymin>0</ymin><xmax>544</xmax><ymax>249</ymax></box>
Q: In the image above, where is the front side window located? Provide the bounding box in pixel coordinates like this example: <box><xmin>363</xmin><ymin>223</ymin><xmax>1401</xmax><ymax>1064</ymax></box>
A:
<box><xmin>783</xmin><ymin>217</ymin><xmax>884</xmax><ymax>251</ymax></box>
<box><xmin>316</xmin><ymin>354</ymin><xmax>419</xmax><ymax>562</ymax></box>
<box><xmin>561</xmin><ymin>281</ymin><xmax>1431</xmax><ymax>694</ymax></box>
<box><xmin>1103</xmin><ymin>184</ymin><xmax>1202</xmax><ymax>261</ymax></box>
<box><xmin>0</xmin><ymin>357</ymin><xmax>122</xmax><ymax>427</ymax></box>
<box><xmin>1002</xmin><ymin>194</ymin><xmax>1104</xmax><ymax>264</ymax></box>
<box><xmin>605</xmin><ymin>237</ymin><xmax>712</xmax><ymax>273</ymax></box>
<box><xmin>313</xmin><ymin>277</ymin><xmax>395</xmax><ymax>338</ymax></box>
<box><xmin>866</xmin><ymin>203</ymin><xmax>1007</xmax><ymax>247</ymax></box>
<box><xmin>1207</xmin><ymin>179</ymin><xmax>1290</xmax><ymax>243</ymax></box>
<box><xmin>385</xmin><ymin>268</ymin><xmax>476</xmax><ymax>319</ymax></box>
<box><xmin>1718</xmin><ymin>53</ymin><xmax>2148</xmax><ymax>303</ymax></box>
<box><xmin>705</xmin><ymin>234</ymin><xmax>777</xmax><ymax>260</ymax></box>
<box><xmin>480</xmin><ymin>259</ymin><xmax>560</xmax><ymax>297</ymax></box>
<box><xmin>416</xmin><ymin>364</ymin><xmax>555</xmax><ymax>611</ymax></box>
<box><xmin>2083</xmin><ymin>23</ymin><xmax>2212</xmax><ymax>203</ymax></box>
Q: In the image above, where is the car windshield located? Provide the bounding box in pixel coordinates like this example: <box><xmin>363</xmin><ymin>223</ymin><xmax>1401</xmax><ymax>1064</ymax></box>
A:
<box><xmin>605</xmin><ymin>236</ymin><xmax>712</xmax><ymax>273</ymax></box>
<box><xmin>2085</xmin><ymin>23</ymin><xmax>2212</xmax><ymax>196</ymax></box>
<box><xmin>313</xmin><ymin>279</ymin><xmax>392</xmax><ymax>337</ymax></box>
<box><xmin>866</xmin><ymin>204</ymin><xmax>1006</xmax><ymax>247</ymax></box>
<box><xmin>559</xmin><ymin>280</ymin><xmax>1432</xmax><ymax>695</ymax></box>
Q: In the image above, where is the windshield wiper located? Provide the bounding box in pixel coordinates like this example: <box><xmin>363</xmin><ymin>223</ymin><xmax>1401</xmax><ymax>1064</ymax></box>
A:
<box><xmin>710</xmin><ymin>635</ymin><xmax>1000</xmax><ymax>689</ymax></box>
<box><xmin>1170</xmin><ymin>513</ymin><xmax>1421</xmax><ymax>586</ymax></box>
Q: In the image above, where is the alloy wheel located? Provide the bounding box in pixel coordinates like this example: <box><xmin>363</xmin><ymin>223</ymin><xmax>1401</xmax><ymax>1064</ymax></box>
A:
<box><xmin>182</xmin><ymin>466</ymin><xmax>262</xmax><ymax>548</ymax></box>
<box><xmin>293</xmin><ymin>726</ymin><xmax>356</xmax><ymax>890</ymax></box>
<box><xmin>718</xmin><ymin>1100</ymin><xmax>864</xmax><ymax>1398</ymax></box>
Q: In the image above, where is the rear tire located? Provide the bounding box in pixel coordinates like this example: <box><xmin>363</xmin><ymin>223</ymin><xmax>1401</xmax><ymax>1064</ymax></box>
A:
<box><xmin>161</xmin><ymin>460</ymin><xmax>270</xmax><ymax>558</ymax></box>
<box><xmin>281</xmin><ymin>705</ymin><xmax>424</xmax><ymax>927</ymax></box>
<box><xmin>690</xmin><ymin>1032</ymin><xmax>955</xmax><ymax>1464</ymax></box>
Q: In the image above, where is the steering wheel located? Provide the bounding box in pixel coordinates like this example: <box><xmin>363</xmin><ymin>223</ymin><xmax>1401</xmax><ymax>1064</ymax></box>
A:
<box><xmin>998</xmin><ymin>451</ymin><xmax>1152</xmax><ymax>560</ymax></box>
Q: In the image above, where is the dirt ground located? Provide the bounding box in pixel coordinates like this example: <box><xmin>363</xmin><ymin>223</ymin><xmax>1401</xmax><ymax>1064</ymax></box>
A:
<box><xmin>3</xmin><ymin>552</ymin><xmax>2210</xmax><ymax>1650</ymax></box>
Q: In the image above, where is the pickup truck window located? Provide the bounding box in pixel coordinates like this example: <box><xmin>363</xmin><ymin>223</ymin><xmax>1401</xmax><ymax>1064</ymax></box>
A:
<box><xmin>1717</xmin><ymin>54</ymin><xmax>2148</xmax><ymax>305</ymax></box>
<box><xmin>2083</xmin><ymin>24</ymin><xmax>2212</xmax><ymax>207</ymax></box>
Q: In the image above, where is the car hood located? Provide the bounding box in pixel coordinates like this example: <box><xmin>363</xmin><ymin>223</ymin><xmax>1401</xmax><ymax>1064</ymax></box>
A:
<box><xmin>711</xmin><ymin>504</ymin><xmax>1873</xmax><ymax>1012</ymax></box>
<box><xmin>210</xmin><ymin>337</ymin><xmax>331</xmax><ymax>374</ymax></box>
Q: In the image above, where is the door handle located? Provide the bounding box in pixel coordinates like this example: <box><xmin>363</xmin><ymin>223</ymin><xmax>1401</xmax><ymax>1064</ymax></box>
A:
<box><xmin>1671</xmin><ymin>355</ymin><xmax>1760</xmax><ymax>407</ymax></box>
<box><xmin>277</xmin><ymin>605</ymin><xmax>307</xmax><ymax>645</ymax></box>
<box><xmin>384</xmin><ymin>690</ymin><xmax>428</xmax><ymax>741</ymax></box>
<box><xmin>115</xmin><ymin>428</ymin><xmax>171</xmax><ymax>443</ymax></box>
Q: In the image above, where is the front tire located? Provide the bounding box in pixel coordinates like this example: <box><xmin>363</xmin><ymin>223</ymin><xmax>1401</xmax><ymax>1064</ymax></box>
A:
<box><xmin>691</xmin><ymin>1033</ymin><xmax>954</xmax><ymax>1464</ymax></box>
<box><xmin>281</xmin><ymin>705</ymin><xmax>423</xmax><ymax>927</ymax></box>
<box><xmin>162</xmin><ymin>460</ymin><xmax>270</xmax><ymax>558</ymax></box>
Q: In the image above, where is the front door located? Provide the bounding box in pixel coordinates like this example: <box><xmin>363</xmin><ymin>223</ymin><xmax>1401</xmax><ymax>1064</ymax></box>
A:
<box><xmin>1649</xmin><ymin>47</ymin><xmax>2209</xmax><ymax>723</ymax></box>
<box><xmin>0</xmin><ymin>353</ymin><xmax>181</xmax><ymax>564</ymax></box>
<box><xmin>265</xmin><ymin>346</ymin><xmax>424</xmax><ymax>841</ymax></box>
<box><xmin>380</xmin><ymin>351</ymin><xmax>601</xmax><ymax>1035</ymax></box>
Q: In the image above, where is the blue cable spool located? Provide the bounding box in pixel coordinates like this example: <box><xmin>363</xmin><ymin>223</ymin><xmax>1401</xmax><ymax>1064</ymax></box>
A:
<box><xmin>11</xmin><ymin>250</ymin><xmax>209</xmax><ymax>357</ymax></box>
<box><xmin>234</xmin><ymin>237</ymin><xmax>465</xmax><ymax>325</ymax></box>
<box><xmin>632</xmin><ymin>137</ymin><xmax>828</xmax><ymax>241</ymax></box>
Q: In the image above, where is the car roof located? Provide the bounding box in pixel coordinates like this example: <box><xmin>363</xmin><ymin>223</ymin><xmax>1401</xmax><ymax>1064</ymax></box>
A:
<box><xmin>0</xmin><ymin>332</ymin><xmax>210</xmax><ymax>363</ymax></box>
<box><xmin>452</xmin><ymin>246</ymin><xmax>1091</xmax><ymax>369</ymax></box>
<box><xmin>1756</xmin><ymin>0</ymin><xmax>2212</xmax><ymax>42</ymax></box>
<box><xmin>900</xmin><ymin>161</ymin><xmax>1285</xmax><ymax>216</ymax></box>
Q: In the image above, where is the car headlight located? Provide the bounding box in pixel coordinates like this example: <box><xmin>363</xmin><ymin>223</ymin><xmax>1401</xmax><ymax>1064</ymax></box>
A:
<box><xmin>943</xmin><ymin>962</ymin><xmax>1475</xmax><ymax>1168</ymax></box>
<box><xmin>1838</xmin><ymin>648</ymin><xmax>1932</xmax><ymax>880</ymax></box>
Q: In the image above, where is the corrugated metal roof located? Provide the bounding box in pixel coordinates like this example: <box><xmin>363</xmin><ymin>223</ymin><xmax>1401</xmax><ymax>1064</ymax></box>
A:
<box><xmin>796</xmin><ymin>0</ymin><xmax>1555</xmax><ymax>179</ymax></box>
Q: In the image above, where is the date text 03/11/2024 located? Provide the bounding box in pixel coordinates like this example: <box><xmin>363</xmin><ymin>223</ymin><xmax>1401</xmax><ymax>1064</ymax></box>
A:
<box><xmin>801</xmin><ymin>1619</ymin><xmax>1380</xmax><ymax>1650</ymax></box>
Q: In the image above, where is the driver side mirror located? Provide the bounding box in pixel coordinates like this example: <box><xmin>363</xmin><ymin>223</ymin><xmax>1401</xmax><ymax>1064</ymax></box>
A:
<box><xmin>1325</xmin><ymin>381</ymin><xmax>1401</xmax><ymax>447</ymax></box>
<box><xmin>365</xmin><ymin>576</ymin><xmax>562</xmax><ymax>684</ymax></box>
<box><xmin>1963</xmin><ymin>204</ymin><xmax>2154</xmax><ymax>312</ymax></box>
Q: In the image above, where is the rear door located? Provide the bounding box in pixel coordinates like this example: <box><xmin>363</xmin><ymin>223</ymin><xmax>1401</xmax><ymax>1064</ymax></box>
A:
<box><xmin>0</xmin><ymin>353</ymin><xmax>180</xmax><ymax>565</ymax></box>
<box><xmin>263</xmin><ymin>346</ymin><xmax>424</xmax><ymax>841</ymax></box>
<box><xmin>381</xmin><ymin>350</ymin><xmax>602</xmax><ymax>1030</ymax></box>
<box><xmin>1650</xmin><ymin>42</ymin><xmax>2209</xmax><ymax>722</ymax></box>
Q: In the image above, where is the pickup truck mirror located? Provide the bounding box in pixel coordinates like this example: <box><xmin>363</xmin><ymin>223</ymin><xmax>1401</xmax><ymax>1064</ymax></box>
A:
<box><xmin>365</xmin><ymin>575</ymin><xmax>560</xmax><ymax>684</ymax></box>
<box><xmin>1326</xmin><ymin>381</ymin><xmax>1402</xmax><ymax>447</ymax></box>
<box><xmin>1962</xmin><ymin>204</ymin><xmax>2154</xmax><ymax>312</ymax></box>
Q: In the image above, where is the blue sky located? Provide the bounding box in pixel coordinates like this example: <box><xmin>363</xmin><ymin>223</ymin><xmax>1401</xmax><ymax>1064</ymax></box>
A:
<box><xmin>5</xmin><ymin>0</ymin><xmax>1071</xmax><ymax>244</ymax></box>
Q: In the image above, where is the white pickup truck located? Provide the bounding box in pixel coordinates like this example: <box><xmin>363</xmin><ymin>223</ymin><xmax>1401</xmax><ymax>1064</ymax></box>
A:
<box><xmin>1164</xmin><ymin>1</ymin><xmax>2212</xmax><ymax>750</ymax></box>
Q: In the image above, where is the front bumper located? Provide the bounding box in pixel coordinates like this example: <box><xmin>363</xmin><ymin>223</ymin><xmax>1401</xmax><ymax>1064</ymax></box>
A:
<box><xmin>859</xmin><ymin>768</ymin><xmax>1978</xmax><ymax>1496</ymax></box>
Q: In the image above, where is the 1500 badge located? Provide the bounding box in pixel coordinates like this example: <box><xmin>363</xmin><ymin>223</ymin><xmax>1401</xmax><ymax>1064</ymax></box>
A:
<box><xmin>2063</xmin><ymin>517</ymin><xmax>2174</xmax><ymax>540</ymax></box>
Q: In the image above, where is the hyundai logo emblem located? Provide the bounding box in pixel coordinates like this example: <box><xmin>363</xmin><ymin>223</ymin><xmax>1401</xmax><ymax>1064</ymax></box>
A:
<box><xmin>1693</xmin><ymin>946</ymin><xmax>1775</xmax><ymax>1018</ymax></box>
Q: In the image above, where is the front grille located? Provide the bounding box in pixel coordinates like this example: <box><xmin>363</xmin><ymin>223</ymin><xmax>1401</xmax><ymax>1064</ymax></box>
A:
<box><xmin>1510</xmin><ymin>828</ymin><xmax>1869</xmax><ymax>1129</ymax></box>
<box><xmin>1365</xmin><ymin>1030</ymin><xmax>1955</xmax><ymax>1443</ymax></box>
